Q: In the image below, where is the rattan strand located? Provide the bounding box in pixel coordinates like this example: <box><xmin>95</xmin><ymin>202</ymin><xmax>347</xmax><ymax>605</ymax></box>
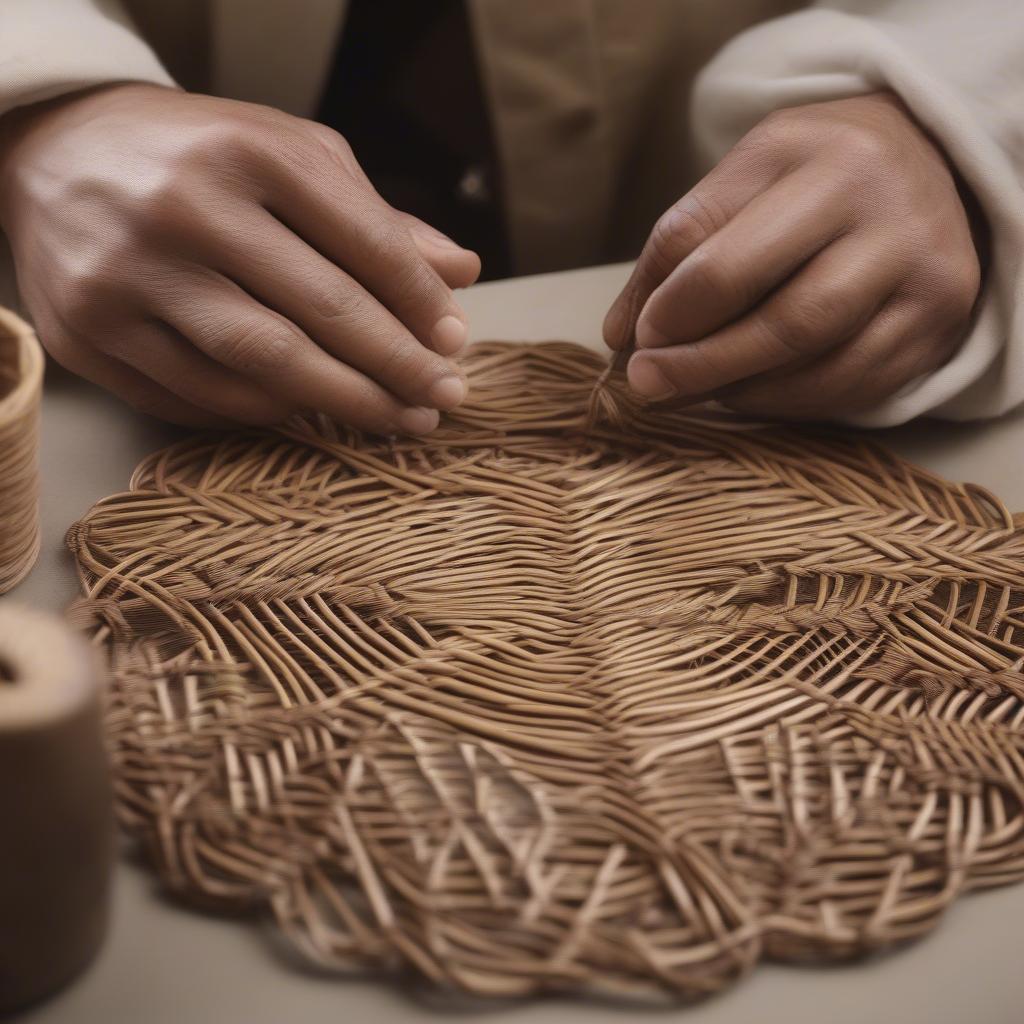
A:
<box><xmin>0</xmin><ymin>308</ymin><xmax>43</xmax><ymax>594</ymax></box>
<box><xmin>69</xmin><ymin>342</ymin><xmax>1024</xmax><ymax>1000</ymax></box>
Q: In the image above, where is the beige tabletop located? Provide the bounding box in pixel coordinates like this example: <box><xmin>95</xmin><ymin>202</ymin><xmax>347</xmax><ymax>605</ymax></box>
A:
<box><xmin>8</xmin><ymin>263</ymin><xmax>1024</xmax><ymax>1023</ymax></box>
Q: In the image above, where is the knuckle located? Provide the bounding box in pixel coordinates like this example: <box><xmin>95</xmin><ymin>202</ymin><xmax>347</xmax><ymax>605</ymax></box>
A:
<box><xmin>217</xmin><ymin>321</ymin><xmax>295</xmax><ymax>374</ymax></box>
<box><xmin>60</xmin><ymin>260</ymin><xmax>126</xmax><ymax>324</ymax></box>
<box><xmin>835</xmin><ymin>123</ymin><xmax>890</xmax><ymax>167</ymax></box>
<box><xmin>918</xmin><ymin>265</ymin><xmax>980</xmax><ymax>326</ymax></box>
<box><xmin>759</xmin><ymin>107</ymin><xmax>792</xmax><ymax>131</ymax></box>
<box><xmin>144</xmin><ymin>169</ymin><xmax>194</xmax><ymax>213</ymax></box>
<box><xmin>374</xmin><ymin>336</ymin><xmax>427</xmax><ymax>386</ymax></box>
<box><xmin>122</xmin><ymin>169</ymin><xmax>210</xmax><ymax>241</ymax></box>
<box><xmin>647</xmin><ymin>196</ymin><xmax>721</xmax><ymax>277</ymax></box>
<box><xmin>785</xmin><ymin>288</ymin><xmax>846</xmax><ymax>343</ymax></box>
<box><xmin>962</xmin><ymin>258</ymin><xmax>982</xmax><ymax>307</ymax></box>
<box><xmin>751</xmin><ymin>107</ymin><xmax>794</xmax><ymax>143</ymax></box>
<box><xmin>649</xmin><ymin>212</ymin><xmax>697</xmax><ymax>275</ymax></box>
<box><xmin>646</xmin><ymin>221</ymin><xmax>680</xmax><ymax>279</ymax></box>
<box><xmin>303</xmin><ymin>274</ymin><xmax>360</xmax><ymax>323</ymax></box>
<box><xmin>196</xmin><ymin>119</ymin><xmax>254</xmax><ymax>167</ymax></box>
<box><xmin>308</xmin><ymin>121</ymin><xmax>353</xmax><ymax>158</ymax></box>
<box><xmin>684</xmin><ymin>192</ymin><xmax>729</xmax><ymax>237</ymax></box>
<box><xmin>371</xmin><ymin>216</ymin><xmax>412</xmax><ymax>258</ymax></box>
<box><xmin>389</xmin><ymin>256</ymin><xmax>438</xmax><ymax>313</ymax></box>
<box><xmin>757</xmin><ymin>308</ymin><xmax>810</xmax><ymax>359</ymax></box>
<box><xmin>153</xmin><ymin>120</ymin><xmax>261</xmax><ymax>189</ymax></box>
<box><xmin>746</xmin><ymin>108</ymin><xmax>805</xmax><ymax>155</ymax></box>
<box><xmin>948</xmin><ymin>261</ymin><xmax>981</xmax><ymax>316</ymax></box>
<box><xmin>680</xmin><ymin>246</ymin><xmax>744</xmax><ymax>308</ymax></box>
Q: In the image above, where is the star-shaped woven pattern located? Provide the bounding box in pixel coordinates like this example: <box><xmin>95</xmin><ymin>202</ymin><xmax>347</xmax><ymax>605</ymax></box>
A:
<box><xmin>69</xmin><ymin>342</ymin><xmax>1024</xmax><ymax>1000</ymax></box>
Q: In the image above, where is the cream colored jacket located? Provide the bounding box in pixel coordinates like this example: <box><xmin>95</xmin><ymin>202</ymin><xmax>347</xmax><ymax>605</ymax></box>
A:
<box><xmin>2</xmin><ymin>0</ymin><xmax>1023</xmax><ymax>425</ymax></box>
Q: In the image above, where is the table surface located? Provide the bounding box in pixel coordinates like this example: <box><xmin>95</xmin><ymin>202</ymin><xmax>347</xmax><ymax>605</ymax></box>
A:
<box><xmin>8</xmin><ymin>262</ymin><xmax>1024</xmax><ymax>1024</ymax></box>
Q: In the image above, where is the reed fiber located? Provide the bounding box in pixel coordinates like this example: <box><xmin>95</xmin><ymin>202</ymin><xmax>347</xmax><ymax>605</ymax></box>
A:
<box><xmin>69</xmin><ymin>341</ymin><xmax>1024</xmax><ymax>999</ymax></box>
<box><xmin>0</xmin><ymin>308</ymin><xmax>43</xmax><ymax>594</ymax></box>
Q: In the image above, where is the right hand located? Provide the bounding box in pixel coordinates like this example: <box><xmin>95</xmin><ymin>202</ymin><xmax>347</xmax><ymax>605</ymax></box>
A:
<box><xmin>0</xmin><ymin>82</ymin><xmax>481</xmax><ymax>432</ymax></box>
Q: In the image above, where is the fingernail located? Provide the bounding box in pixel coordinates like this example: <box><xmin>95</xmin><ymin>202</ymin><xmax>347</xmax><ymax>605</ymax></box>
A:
<box><xmin>635</xmin><ymin>318</ymin><xmax>671</xmax><ymax>349</ymax></box>
<box><xmin>428</xmin><ymin>374</ymin><xmax>467</xmax><ymax>409</ymax></box>
<box><xmin>431</xmin><ymin>314</ymin><xmax>468</xmax><ymax>356</ymax></box>
<box><xmin>398</xmin><ymin>406</ymin><xmax>440</xmax><ymax>434</ymax></box>
<box><xmin>628</xmin><ymin>354</ymin><xmax>676</xmax><ymax>400</ymax></box>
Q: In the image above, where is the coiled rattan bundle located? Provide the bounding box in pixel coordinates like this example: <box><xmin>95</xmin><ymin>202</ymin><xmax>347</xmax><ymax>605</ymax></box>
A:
<box><xmin>0</xmin><ymin>308</ymin><xmax>43</xmax><ymax>594</ymax></box>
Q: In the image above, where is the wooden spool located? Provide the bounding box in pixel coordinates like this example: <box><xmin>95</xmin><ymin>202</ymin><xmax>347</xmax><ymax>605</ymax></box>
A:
<box><xmin>0</xmin><ymin>604</ymin><xmax>113</xmax><ymax>1013</ymax></box>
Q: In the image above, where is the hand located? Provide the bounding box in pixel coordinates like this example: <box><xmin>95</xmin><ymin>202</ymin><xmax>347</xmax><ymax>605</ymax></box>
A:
<box><xmin>0</xmin><ymin>83</ymin><xmax>481</xmax><ymax>431</ymax></box>
<box><xmin>604</xmin><ymin>93</ymin><xmax>981</xmax><ymax>419</ymax></box>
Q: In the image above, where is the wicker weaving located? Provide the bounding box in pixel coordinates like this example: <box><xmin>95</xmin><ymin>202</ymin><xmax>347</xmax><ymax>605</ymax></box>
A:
<box><xmin>0</xmin><ymin>308</ymin><xmax>43</xmax><ymax>595</ymax></box>
<box><xmin>69</xmin><ymin>341</ymin><xmax>1024</xmax><ymax>1000</ymax></box>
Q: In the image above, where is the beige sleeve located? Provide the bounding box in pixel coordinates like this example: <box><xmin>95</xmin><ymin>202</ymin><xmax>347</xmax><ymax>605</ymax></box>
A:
<box><xmin>691</xmin><ymin>0</ymin><xmax>1024</xmax><ymax>425</ymax></box>
<box><xmin>0</xmin><ymin>0</ymin><xmax>175</xmax><ymax>119</ymax></box>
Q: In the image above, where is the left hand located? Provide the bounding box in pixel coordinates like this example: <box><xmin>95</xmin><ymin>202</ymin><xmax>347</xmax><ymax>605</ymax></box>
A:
<box><xmin>603</xmin><ymin>92</ymin><xmax>982</xmax><ymax>419</ymax></box>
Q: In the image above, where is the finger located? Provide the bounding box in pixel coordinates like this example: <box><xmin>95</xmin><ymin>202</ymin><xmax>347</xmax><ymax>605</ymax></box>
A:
<box><xmin>300</xmin><ymin>136</ymin><xmax>481</xmax><ymax>287</ymax></box>
<box><xmin>310</xmin><ymin>136</ymin><xmax>483</xmax><ymax>290</ymax></box>
<box><xmin>200</xmin><ymin>209</ymin><xmax>469</xmax><ymax>402</ymax></box>
<box><xmin>719</xmin><ymin>302</ymin><xmax>956</xmax><ymax>419</ymax></box>
<box><xmin>603</xmin><ymin>146</ymin><xmax>786</xmax><ymax>351</ymax></box>
<box><xmin>90</xmin><ymin>320</ymin><xmax>295</xmax><ymax>426</ymax></box>
<box><xmin>626</xmin><ymin>235</ymin><xmax>900</xmax><ymax>402</ymax></box>
<box><xmin>263</xmin><ymin>147</ymin><xmax>471</xmax><ymax>356</ymax></box>
<box><xmin>155</xmin><ymin>275</ymin><xmax>443</xmax><ymax>436</ymax></box>
<box><xmin>636</xmin><ymin>166</ymin><xmax>851</xmax><ymax>349</ymax></box>
<box><xmin>395</xmin><ymin>211</ymin><xmax>482</xmax><ymax>290</ymax></box>
<box><xmin>45</xmin><ymin>334</ymin><xmax>234</xmax><ymax>428</ymax></box>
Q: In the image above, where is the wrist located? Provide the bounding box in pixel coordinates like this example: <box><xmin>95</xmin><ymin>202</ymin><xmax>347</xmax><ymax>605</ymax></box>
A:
<box><xmin>0</xmin><ymin>82</ymin><xmax>175</xmax><ymax>220</ymax></box>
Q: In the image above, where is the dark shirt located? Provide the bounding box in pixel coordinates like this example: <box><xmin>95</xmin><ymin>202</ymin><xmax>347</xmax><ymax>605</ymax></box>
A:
<box><xmin>315</xmin><ymin>0</ymin><xmax>511</xmax><ymax>279</ymax></box>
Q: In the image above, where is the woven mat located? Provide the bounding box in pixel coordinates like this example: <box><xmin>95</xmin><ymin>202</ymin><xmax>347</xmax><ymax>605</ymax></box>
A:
<box><xmin>69</xmin><ymin>342</ymin><xmax>1024</xmax><ymax>1000</ymax></box>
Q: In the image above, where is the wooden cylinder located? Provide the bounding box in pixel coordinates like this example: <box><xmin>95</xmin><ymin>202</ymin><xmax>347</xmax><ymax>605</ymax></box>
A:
<box><xmin>0</xmin><ymin>308</ymin><xmax>44</xmax><ymax>595</ymax></box>
<box><xmin>0</xmin><ymin>604</ymin><xmax>113</xmax><ymax>1014</ymax></box>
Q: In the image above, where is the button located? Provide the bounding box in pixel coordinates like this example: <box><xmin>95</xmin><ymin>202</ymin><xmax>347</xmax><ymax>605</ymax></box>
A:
<box><xmin>456</xmin><ymin>164</ymin><xmax>491</xmax><ymax>205</ymax></box>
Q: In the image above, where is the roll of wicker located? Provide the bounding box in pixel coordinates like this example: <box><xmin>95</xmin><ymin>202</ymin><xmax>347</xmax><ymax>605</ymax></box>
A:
<box><xmin>0</xmin><ymin>604</ymin><xmax>113</xmax><ymax>1014</ymax></box>
<box><xmin>0</xmin><ymin>307</ymin><xmax>44</xmax><ymax>594</ymax></box>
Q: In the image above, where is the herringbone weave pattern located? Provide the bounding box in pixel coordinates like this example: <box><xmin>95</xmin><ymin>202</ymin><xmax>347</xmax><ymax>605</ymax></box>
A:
<box><xmin>69</xmin><ymin>342</ymin><xmax>1024</xmax><ymax>999</ymax></box>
